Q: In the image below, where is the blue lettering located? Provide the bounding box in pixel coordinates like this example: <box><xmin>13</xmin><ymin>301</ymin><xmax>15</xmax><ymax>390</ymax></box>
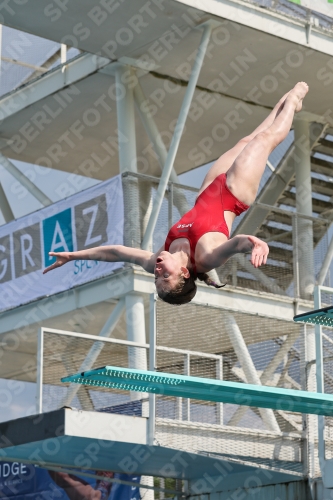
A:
<box><xmin>43</xmin><ymin>209</ymin><xmax>73</xmax><ymax>266</ymax></box>
<box><xmin>74</xmin><ymin>261</ymin><xmax>80</xmax><ymax>275</ymax></box>
<box><xmin>73</xmin><ymin>260</ymin><xmax>99</xmax><ymax>275</ymax></box>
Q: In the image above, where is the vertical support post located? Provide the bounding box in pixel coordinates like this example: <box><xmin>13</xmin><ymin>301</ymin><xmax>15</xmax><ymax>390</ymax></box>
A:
<box><xmin>148</xmin><ymin>293</ymin><xmax>156</xmax><ymax>446</ymax></box>
<box><xmin>184</xmin><ymin>354</ymin><xmax>190</xmax><ymax>421</ymax></box>
<box><xmin>314</xmin><ymin>286</ymin><xmax>325</xmax><ymax>468</ymax></box>
<box><xmin>61</xmin><ymin>44</ymin><xmax>67</xmax><ymax>64</ymax></box>
<box><xmin>305</xmin><ymin>322</ymin><xmax>317</xmax><ymax>480</ymax></box>
<box><xmin>116</xmin><ymin>64</ymin><xmax>140</xmax><ymax>247</ymax></box>
<box><xmin>294</xmin><ymin>119</ymin><xmax>315</xmax><ymax>479</ymax></box>
<box><xmin>216</xmin><ymin>357</ymin><xmax>223</xmax><ymax>425</ymax></box>
<box><xmin>300</xmin><ymin>323</ymin><xmax>309</xmax><ymax>477</ymax></box>
<box><xmin>294</xmin><ymin>120</ymin><xmax>314</xmax><ymax>299</ymax></box>
<box><xmin>141</xmin><ymin>22</ymin><xmax>213</xmax><ymax>250</ymax></box>
<box><xmin>314</xmin><ymin>287</ymin><xmax>324</xmax><ymax>394</ymax></box>
<box><xmin>143</xmin><ymin>297</ymin><xmax>156</xmax><ymax>500</ymax></box>
<box><xmin>126</xmin><ymin>293</ymin><xmax>147</xmax><ymax>401</ymax></box>
<box><xmin>36</xmin><ymin>328</ymin><xmax>44</xmax><ymax>414</ymax></box>
<box><xmin>159</xmin><ymin>478</ymin><xmax>165</xmax><ymax>500</ymax></box>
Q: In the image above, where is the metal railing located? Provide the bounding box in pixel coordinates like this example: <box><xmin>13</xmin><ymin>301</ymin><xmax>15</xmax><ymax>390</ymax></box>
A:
<box><xmin>36</xmin><ymin>314</ymin><xmax>223</xmax><ymax>445</ymax></box>
<box><xmin>243</xmin><ymin>0</ymin><xmax>333</xmax><ymax>33</ymax></box>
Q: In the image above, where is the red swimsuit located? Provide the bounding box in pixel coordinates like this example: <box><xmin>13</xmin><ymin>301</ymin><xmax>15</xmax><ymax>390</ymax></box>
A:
<box><xmin>165</xmin><ymin>173</ymin><xmax>249</xmax><ymax>274</ymax></box>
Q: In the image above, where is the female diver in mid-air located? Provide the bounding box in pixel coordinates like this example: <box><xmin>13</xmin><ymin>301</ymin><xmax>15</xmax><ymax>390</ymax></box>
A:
<box><xmin>44</xmin><ymin>82</ymin><xmax>309</xmax><ymax>305</ymax></box>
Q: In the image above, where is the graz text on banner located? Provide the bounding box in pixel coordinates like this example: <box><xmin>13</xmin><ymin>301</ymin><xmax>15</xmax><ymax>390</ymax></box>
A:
<box><xmin>0</xmin><ymin>175</ymin><xmax>124</xmax><ymax>312</ymax></box>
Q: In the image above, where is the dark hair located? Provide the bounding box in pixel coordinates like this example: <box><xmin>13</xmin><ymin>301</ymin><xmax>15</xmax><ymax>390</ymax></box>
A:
<box><xmin>158</xmin><ymin>270</ymin><xmax>225</xmax><ymax>305</ymax></box>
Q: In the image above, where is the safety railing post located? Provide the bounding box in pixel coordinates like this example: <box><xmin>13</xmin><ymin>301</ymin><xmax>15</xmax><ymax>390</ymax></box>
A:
<box><xmin>184</xmin><ymin>354</ymin><xmax>190</xmax><ymax>421</ymax></box>
<box><xmin>36</xmin><ymin>327</ymin><xmax>44</xmax><ymax>414</ymax></box>
<box><xmin>216</xmin><ymin>357</ymin><xmax>223</xmax><ymax>425</ymax></box>
<box><xmin>314</xmin><ymin>286</ymin><xmax>325</xmax><ymax>466</ymax></box>
<box><xmin>148</xmin><ymin>293</ymin><xmax>157</xmax><ymax>446</ymax></box>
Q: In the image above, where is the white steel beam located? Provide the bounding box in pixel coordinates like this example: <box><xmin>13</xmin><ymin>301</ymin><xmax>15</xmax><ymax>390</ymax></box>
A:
<box><xmin>0</xmin><ymin>53</ymin><xmax>110</xmax><ymax>121</ymax></box>
<box><xmin>125</xmin><ymin>292</ymin><xmax>147</xmax><ymax>401</ymax></box>
<box><xmin>1</xmin><ymin>57</ymin><xmax>47</xmax><ymax>73</ymax></box>
<box><xmin>224</xmin><ymin>312</ymin><xmax>280</xmax><ymax>433</ymax></box>
<box><xmin>0</xmin><ymin>182</ymin><xmax>14</xmax><ymax>222</ymax></box>
<box><xmin>312</xmin><ymin>286</ymin><xmax>333</xmax><ymax>489</ymax></box>
<box><xmin>61</xmin><ymin>45</ymin><xmax>67</xmax><ymax>65</ymax></box>
<box><xmin>228</xmin><ymin>331</ymin><xmax>299</xmax><ymax>426</ymax></box>
<box><xmin>0</xmin><ymin>152</ymin><xmax>52</xmax><ymax>206</ymax></box>
<box><xmin>141</xmin><ymin>21</ymin><xmax>214</xmax><ymax>250</ymax></box>
<box><xmin>0</xmin><ymin>267</ymin><xmax>313</xmax><ymax>336</ymax></box>
<box><xmin>176</xmin><ymin>0</ymin><xmax>333</xmax><ymax>57</ymax></box>
<box><xmin>116</xmin><ymin>64</ymin><xmax>141</xmax><ymax>248</ymax></box>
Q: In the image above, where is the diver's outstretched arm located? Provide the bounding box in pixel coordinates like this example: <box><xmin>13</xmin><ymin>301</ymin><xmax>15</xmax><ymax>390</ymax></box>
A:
<box><xmin>200</xmin><ymin>235</ymin><xmax>269</xmax><ymax>271</ymax></box>
<box><xmin>43</xmin><ymin>244</ymin><xmax>160</xmax><ymax>275</ymax></box>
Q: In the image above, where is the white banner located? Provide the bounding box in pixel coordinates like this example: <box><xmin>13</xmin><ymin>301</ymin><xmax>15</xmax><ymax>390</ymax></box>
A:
<box><xmin>288</xmin><ymin>0</ymin><xmax>333</xmax><ymax>17</ymax></box>
<box><xmin>0</xmin><ymin>175</ymin><xmax>124</xmax><ymax>312</ymax></box>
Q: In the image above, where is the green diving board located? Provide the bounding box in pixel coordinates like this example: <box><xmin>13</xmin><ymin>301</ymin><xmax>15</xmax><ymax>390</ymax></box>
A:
<box><xmin>294</xmin><ymin>305</ymin><xmax>333</xmax><ymax>327</ymax></box>
<box><xmin>62</xmin><ymin>366</ymin><xmax>333</xmax><ymax>417</ymax></box>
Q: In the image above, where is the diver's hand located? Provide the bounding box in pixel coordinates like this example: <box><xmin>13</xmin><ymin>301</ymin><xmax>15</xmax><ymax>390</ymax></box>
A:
<box><xmin>43</xmin><ymin>252</ymin><xmax>71</xmax><ymax>274</ymax></box>
<box><xmin>248</xmin><ymin>236</ymin><xmax>269</xmax><ymax>268</ymax></box>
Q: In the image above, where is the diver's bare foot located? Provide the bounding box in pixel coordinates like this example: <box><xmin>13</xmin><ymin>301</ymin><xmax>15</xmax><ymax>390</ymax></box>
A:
<box><xmin>290</xmin><ymin>82</ymin><xmax>309</xmax><ymax>112</ymax></box>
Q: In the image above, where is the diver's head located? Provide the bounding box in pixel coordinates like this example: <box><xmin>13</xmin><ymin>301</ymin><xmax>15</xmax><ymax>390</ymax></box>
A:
<box><xmin>154</xmin><ymin>251</ymin><xmax>225</xmax><ymax>305</ymax></box>
<box><xmin>154</xmin><ymin>251</ymin><xmax>197</xmax><ymax>305</ymax></box>
<box><xmin>156</xmin><ymin>269</ymin><xmax>197</xmax><ymax>305</ymax></box>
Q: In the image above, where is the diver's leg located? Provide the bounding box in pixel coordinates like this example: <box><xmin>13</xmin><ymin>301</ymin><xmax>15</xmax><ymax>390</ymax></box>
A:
<box><xmin>226</xmin><ymin>82</ymin><xmax>308</xmax><ymax>206</ymax></box>
<box><xmin>197</xmin><ymin>90</ymin><xmax>291</xmax><ymax>197</ymax></box>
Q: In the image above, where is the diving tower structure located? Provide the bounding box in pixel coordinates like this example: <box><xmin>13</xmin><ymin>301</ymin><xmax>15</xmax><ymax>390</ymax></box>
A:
<box><xmin>1</xmin><ymin>0</ymin><xmax>333</xmax><ymax>498</ymax></box>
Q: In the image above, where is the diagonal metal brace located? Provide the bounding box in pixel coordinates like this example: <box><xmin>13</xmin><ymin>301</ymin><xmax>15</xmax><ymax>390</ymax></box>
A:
<box><xmin>141</xmin><ymin>21</ymin><xmax>214</xmax><ymax>250</ymax></box>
